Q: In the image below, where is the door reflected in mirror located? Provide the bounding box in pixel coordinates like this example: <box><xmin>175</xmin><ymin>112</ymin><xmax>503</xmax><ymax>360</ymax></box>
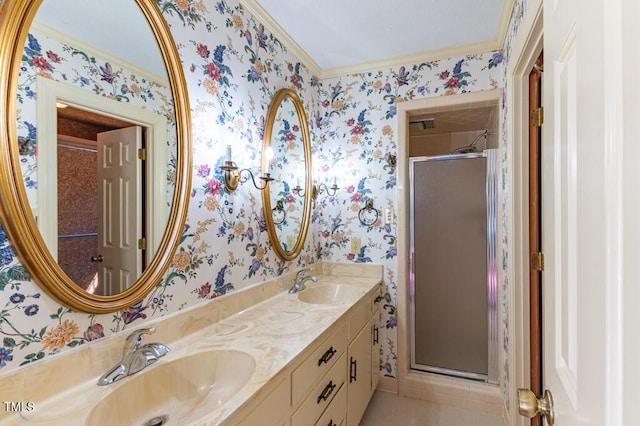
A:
<box><xmin>56</xmin><ymin>108</ymin><xmax>145</xmax><ymax>295</ymax></box>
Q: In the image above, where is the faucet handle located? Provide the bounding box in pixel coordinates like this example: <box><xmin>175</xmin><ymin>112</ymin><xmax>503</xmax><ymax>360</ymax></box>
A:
<box><xmin>296</xmin><ymin>268</ymin><xmax>310</xmax><ymax>280</ymax></box>
<box><xmin>124</xmin><ymin>327</ymin><xmax>156</xmax><ymax>350</ymax></box>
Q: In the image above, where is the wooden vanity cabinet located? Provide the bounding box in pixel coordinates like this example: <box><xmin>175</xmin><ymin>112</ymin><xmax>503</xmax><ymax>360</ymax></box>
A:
<box><xmin>346</xmin><ymin>285</ymin><xmax>382</xmax><ymax>425</ymax></box>
<box><xmin>234</xmin><ymin>374</ymin><xmax>291</xmax><ymax>426</ymax></box>
<box><xmin>291</xmin><ymin>283</ymin><xmax>382</xmax><ymax>426</ymax></box>
<box><xmin>347</xmin><ymin>317</ymin><xmax>372</xmax><ymax>425</ymax></box>
<box><xmin>371</xmin><ymin>287</ymin><xmax>382</xmax><ymax>394</ymax></box>
<box><xmin>237</xmin><ymin>282</ymin><xmax>382</xmax><ymax>426</ymax></box>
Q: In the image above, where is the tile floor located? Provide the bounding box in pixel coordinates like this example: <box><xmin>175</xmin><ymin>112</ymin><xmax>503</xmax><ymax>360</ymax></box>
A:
<box><xmin>360</xmin><ymin>390</ymin><xmax>503</xmax><ymax>426</ymax></box>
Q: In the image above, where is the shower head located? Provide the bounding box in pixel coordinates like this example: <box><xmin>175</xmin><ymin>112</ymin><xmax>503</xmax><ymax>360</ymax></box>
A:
<box><xmin>451</xmin><ymin>130</ymin><xmax>489</xmax><ymax>154</ymax></box>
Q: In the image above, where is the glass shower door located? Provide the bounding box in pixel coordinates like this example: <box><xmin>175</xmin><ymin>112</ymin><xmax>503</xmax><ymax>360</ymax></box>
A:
<box><xmin>409</xmin><ymin>150</ymin><xmax>498</xmax><ymax>383</ymax></box>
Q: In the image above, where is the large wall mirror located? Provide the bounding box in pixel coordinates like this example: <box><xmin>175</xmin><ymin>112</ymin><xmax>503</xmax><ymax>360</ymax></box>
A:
<box><xmin>262</xmin><ymin>88</ymin><xmax>312</xmax><ymax>261</ymax></box>
<box><xmin>0</xmin><ymin>0</ymin><xmax>192</xmax><ymax>313</ymax></box>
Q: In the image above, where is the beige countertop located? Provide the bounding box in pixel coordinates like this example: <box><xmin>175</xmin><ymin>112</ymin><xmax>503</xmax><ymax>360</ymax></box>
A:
<box><xmin>0</xmin><ymin>262</ymin><xmax>382</xmax><ymax>425</ymax></box>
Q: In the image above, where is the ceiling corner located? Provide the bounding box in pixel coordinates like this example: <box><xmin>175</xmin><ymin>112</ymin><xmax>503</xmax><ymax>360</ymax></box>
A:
<box><xmin>238</xmin><ymin>0</ymin><xmax>323</xmax><ymax>79</ymax></box>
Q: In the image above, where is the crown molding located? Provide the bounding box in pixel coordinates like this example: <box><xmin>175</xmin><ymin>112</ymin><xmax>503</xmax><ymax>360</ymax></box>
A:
<box><xmin>30</xmin><ymin>21</ymin><xmax>170</xmax><ymax>86</ymax></box>
<box><xmin>239</xmin><ymin>0</ymin><xmax>323</xmax><ymax>77</ymax></box>
<box><xmin>321</xmin><ymin>39</ymin><xmax>503</xmax><ymax>79</ymax></box>
<box><xmin>236</xmin><ymin>0</ymin><xmax>515</xmax><ymax>80</ymax></box>
<box><xmin>497</xmin><ymin>0</ymin><xmax>517</xmax><ymax>47</ymax></box>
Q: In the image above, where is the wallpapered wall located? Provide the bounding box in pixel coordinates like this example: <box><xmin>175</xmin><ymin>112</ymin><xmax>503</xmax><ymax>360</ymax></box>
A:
<box><xmin>0</xmin><ymin>0</ymin><xmax>528</xmax><ymax>387</ymax></box>
<box><xmin>315</xmin><ymin>55</ymin><xmax>504</xmax><ymax>379</ymax></box>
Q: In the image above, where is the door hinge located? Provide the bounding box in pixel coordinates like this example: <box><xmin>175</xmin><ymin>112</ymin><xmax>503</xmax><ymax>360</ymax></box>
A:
<box><xmin>530</xmin><ymin>252</ymin><xmax>544</xmax><ymax>271</ymax></box>
<box><xmin>138</xmin><ymin>148</ymin><xmax>146</xmax><ymax>160</ymax></box>
<box><xmin>138</xmin><ymin>238</ymin><xmax>147</xmax><ymax>250</ymax></box>
<box><xmin>530</xmin><ymin>107</ymin><xmax>544</xmax><ymax>127</ymax></box>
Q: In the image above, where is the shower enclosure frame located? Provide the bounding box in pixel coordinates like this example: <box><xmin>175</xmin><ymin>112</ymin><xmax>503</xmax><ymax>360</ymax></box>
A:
<box><xmin>409</xmin><ymin>149</ymin><xmax>499</xmax><ymax>384</ymax></box>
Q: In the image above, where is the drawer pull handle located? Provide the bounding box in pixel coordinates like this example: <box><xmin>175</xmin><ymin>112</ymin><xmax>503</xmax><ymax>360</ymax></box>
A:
<box><xmin>327</xmin><ymin>421</ymin><xmax>336</xmax><ymax>426</ymax></box>
<box><xmin>373</xmin><ymin>325</ymin><xmax>379</xmax><ymax>345</ymax></box>
<box><xmin>318</xmin><ymin>346</ymin><xmax>337</xmax><ymax>366</ymax></box>
<box><xmin>374</xmin><ymin>295</ymin><xmax>383</xmax><ymax>304</ymax></box>
<box><xmin>317</xmin><ymin>380</ymin><xmax>336</xmax><ymax>404</ymax></box>
<box><xmin>350</xmin><ymin>357</ymin><xmax>357</xmax><ymax>383</ymax></box>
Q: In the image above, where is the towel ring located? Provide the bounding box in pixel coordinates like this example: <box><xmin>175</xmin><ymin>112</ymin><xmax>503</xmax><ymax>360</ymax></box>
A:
<box><xmin>272</xmin><ymin>199</ymin><xmax>286</xmax><ymax>225</ymax></box>
<box><xmin>358</xmin><ymin>199</ymin><xmax>379</xmax><ymax>226</ymax></box>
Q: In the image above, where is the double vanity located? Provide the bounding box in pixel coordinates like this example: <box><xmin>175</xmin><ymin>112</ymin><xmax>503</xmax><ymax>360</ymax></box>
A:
<box><xmin>0</xmin><ymin>263</ymin><xmax>383</xmax><ymax>425</ymax></box>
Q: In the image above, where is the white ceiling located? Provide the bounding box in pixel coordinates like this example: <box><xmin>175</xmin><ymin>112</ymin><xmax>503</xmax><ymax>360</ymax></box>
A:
<box><xmin>32</xmin><ymin>0</ymin><xmax>511</xmax><ymax>80</ymax></box>
<box><xmin>243</xmin><ymin>0</ymin><xmax>511</xmax><ymax>76</ymax></box>
<box><xmin>33</xmin><ymin>0</ymin><xmax>167</xmax><ymax>78</ymax></box>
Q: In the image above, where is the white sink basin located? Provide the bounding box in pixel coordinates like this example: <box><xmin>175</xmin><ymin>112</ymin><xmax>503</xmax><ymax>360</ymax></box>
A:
<box><xmin>297</xmin><ymin>284</ymin><xmax>363</xmax><ymax>305</ymax></box>
<box><xmin>86</xmin><ymin>349</ymin><xmax>255</xmax><ymax>425</ymax></box>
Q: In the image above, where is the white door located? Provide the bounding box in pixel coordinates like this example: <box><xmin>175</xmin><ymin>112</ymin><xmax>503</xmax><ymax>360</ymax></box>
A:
<box><xmin>538</xmin><ymin>0</ymin><xmax>640</xmax><ymax>423</ymax></box>
<box><xmin>96</xmin><ymin>126</ymin><xmax>142</xmax><ymax>295</ymax></box>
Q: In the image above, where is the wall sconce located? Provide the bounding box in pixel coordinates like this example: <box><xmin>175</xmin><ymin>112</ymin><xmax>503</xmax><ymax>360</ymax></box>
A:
<box><xmin>293</xmin><ymin>179</ymin><xmax>339</xmax><ymax>200</ymax></box>
<box><xmin>220</xmin><ymin>145</ymin><xmax>273</xmax><ymax>193</ymax></box>
<box><xmin>312</xmin><ymin>182</ymin><xmax>339</xmax><ymax>200</ymax></box>
<box><xmin>384</xmin><ymin>153</ymin><xmax>397</xmax><ymax>173</ymax></box>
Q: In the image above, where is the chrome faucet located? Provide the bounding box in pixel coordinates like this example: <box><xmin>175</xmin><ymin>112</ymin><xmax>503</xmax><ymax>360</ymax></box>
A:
<box><xmin>289</xmin><ymin>269</ymin><xmax>318</xmax><ymax>294</ymax></box>
<box><xmin>97</xmin><ymin>327</ymin><xmax>170</xmax><ymax>386</ymax></box>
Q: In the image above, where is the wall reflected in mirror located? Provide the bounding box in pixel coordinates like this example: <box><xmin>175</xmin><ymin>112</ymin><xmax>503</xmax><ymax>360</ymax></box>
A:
<box><xmin>262</xmin><ymin>88</ymin><xmax>312</xmax><ymax>261</ymax></box>
<box><xmin>267</xmin><ymin>94</ymin><xmax>306</xmax><ymax>252</ymax></box>
<box><xmin>17</xmin><ymin>0</ymin><xmax>176</xmax><ymax>296</ymax></box>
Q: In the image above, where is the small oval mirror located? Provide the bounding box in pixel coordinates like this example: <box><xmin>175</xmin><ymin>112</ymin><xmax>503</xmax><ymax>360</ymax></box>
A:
<box><xmin>0</xmin><ymin>0</ymin><xmax>192</xmax><ymax>313</ymax></box>
<box><xmin>262</xmin><ymin>89</ymin><xmax>312</xmax><ymax>261</ymax></box>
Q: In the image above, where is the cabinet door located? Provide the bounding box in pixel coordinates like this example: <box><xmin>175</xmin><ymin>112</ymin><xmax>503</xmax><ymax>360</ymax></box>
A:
<box><xmin>347</xmin><ymin>320</ymin><xmax>372</xmax><ymax>426</ymax></box>
<box><xmin>371</xmin><ymin>310</ymin><xmax>381</xmax><ymax>394</ymax></box>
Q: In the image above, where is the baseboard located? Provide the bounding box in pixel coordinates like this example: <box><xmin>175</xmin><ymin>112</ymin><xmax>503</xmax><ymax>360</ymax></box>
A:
<box><xmin>376</xmin><ymin>376</ymin><xmax>399</xmax><ymax>394</ymax></box>
<box><xmin>400</xmin><ymin>371</ymin><xmax>504</xmax><ymax>417</ymax></box>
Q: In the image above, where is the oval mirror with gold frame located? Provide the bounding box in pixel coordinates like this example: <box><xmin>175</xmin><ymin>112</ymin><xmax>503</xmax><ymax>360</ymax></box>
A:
<box><xmin>262</xmin><ymin>88</ymin><xmax>312</xmax><ymax>261</ymax></box>
<box><xmin>0</xmin><ymin>0</ymin><xmax>192</xmax><ymax>313</ymax></box>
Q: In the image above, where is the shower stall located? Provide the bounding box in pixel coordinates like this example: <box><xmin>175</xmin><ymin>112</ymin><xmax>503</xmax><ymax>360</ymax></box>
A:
<box><xmin>409</xmin><ymin>149</ymin><xmax>498</xmax><ymax>384</ymax></box>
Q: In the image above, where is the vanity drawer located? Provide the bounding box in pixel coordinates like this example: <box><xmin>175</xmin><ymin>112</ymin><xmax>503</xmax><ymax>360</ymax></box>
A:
<box><xmin>315</xmin><ymin>382</ymin><xmax>346</xmax><ymax>426</ymax></box>
<box><xmin>292</xmin><ymin>321</ymin><xmax>348</xmax><ymax>407</ymax></box>
<box><xmin>291</xmin><ymin>352</ymin><xmax>346</xmax><ymax>426</ymax></box>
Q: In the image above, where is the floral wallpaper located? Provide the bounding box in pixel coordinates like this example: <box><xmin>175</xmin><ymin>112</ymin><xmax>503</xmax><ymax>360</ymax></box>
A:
<box><xmin>0</xmin><ymin>0</ymin><xmax>321</xmax><ymax>373</ymax></box>
<box><xmin>315</xmin><ymin>53</ymin><xmax>504</xmax><ymax>380</ymax></box>
<box><xmin>0</xmin><ymin>0</ymin><xmax>529</xmax><ymax>403</ymax></box>
<box><xmin>266</xmin><ymin>94</ymin><xmax>307</xmax><ymax>252</ymax></box>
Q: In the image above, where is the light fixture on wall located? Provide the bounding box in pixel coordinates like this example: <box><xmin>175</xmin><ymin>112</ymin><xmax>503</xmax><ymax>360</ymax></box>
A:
<box><xmin>293</xmin><ymin>179</ymin><xmax>339</xmax><ymax>200</ymax></box>
<box><xmin>220</xmin><ymin>145</ymin><xmax>273</xmax><ymax>193</ymax></box>
<box><xmin>384</xmin><ymin>153</ymin><xmax>397</xmax><ymax>173</ymax></box>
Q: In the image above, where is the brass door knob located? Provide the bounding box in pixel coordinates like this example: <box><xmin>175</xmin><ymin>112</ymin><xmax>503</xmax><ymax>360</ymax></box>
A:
<box><xmin>90</xmin><ymin>255</ymin><xmax>104</xmax><ymax>263</ymax></box>
<box><xmin>518</xmin><ymin>388</ymin><xmax>555</xmax><ymax>426</ymax></box>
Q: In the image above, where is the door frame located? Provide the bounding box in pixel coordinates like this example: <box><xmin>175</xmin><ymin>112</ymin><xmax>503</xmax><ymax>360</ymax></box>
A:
<box><xmin>505</xmin><ymin>0</ymin><xmax>543</xmax><ymax>425</ymax></box>
<box><xmin>527</xmin><ymin>52</ymin><xmax>543</xmax><ymax>426</ymax></box>
<box><xmin>35</xmin><ymin>76</ymin><xmax>168</xmax><ymax>265</ymax></box>
<box><xmin>395</xmin><ymin>88</ymin><xmax>504</xmax><ymax>411</ymax></box>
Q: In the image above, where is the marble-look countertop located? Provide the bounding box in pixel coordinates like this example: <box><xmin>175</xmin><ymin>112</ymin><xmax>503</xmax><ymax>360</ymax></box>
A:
<box><xmin>0</xmin><ymin>262</ymin><xmax>382</xmax><ymax>425</ymax></box>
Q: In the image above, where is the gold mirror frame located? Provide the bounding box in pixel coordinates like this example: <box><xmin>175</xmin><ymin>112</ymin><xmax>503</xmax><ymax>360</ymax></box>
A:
<box><xmin>261</xmin><ymin>88</ymin><xmax>312</xmax><ymax>261</ymax></box>
<box><xmin>0</xmin><ymin>0</ymin><xmax>192</xmax><ymax>313</ymax></box>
